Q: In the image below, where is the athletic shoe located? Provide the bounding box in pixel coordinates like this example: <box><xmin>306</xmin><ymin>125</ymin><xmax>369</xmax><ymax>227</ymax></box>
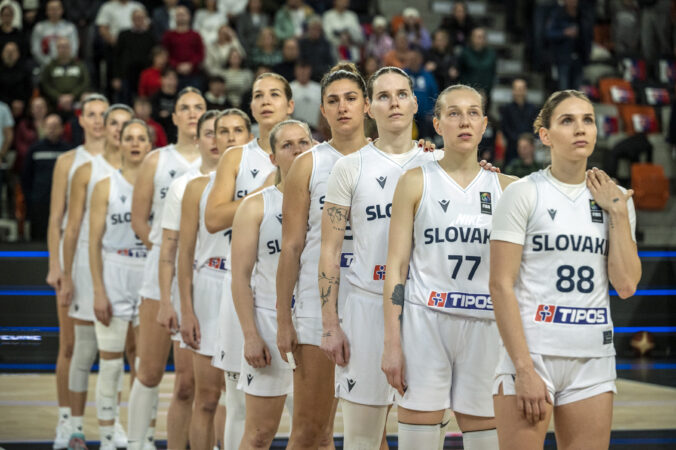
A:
<box><xmin>142</xmin><ymin>439</ymin><xmax>157</xmax><ymax>450</ymax></box>
<box><xmin>113</xmin><ymin>420</ymin><xmax>128</xmax><ymax>448</ymax></box>
<box><xmin>67</xmin><ymin>433</ymin><xmax>88</xmax><ymax>450</ymax></box>
<box><xmin>53</xmin><ymin>420</ymin><xmax>71</xmax><ymax>449</ymax></box>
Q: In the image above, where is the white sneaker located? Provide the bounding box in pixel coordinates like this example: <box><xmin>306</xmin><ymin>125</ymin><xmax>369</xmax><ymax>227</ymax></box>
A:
<box><xmin>113</xmin><ymin>420</ymin><xmax>128</xmax><ymax>448</ymax></box>
<box><xmin>53</xmin><ymin>420</ymin><xmax>71</xmax><ymax>449</ymax></box>
<box><xmin>142</xmin><ymin>439</ymin><xmax>157</xmax><ymax>450</ymax></box>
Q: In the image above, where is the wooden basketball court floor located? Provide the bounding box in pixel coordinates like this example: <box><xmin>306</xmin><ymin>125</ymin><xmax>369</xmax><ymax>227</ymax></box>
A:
<box><xmin>1</xmin><ymin>372</ymin><xmax>675</xmax><ymax>447</ymax></box>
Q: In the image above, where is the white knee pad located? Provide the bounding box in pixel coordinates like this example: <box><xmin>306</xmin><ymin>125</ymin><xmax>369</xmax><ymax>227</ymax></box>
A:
<box><xmin>97</xmin><ymin>358</ymin><xmax>123</xmax><ymax>421</ymax></box>
<box><xmin>224</xmin><ymin>372</ymin><xmax>246</xmax><ymax>450</ymax></box>
<box><xmin>342</xmin><ymin>400</ymin><xmax>388</xmax><ymax>450</ymax></box>
<box><xmin>127</xmin><ymin>379</ymin><xmax>159</xmax><ymax>444</ymax></box>
<box><xmin>69</xmin><ymin>324</ymin><xmax>98</xmax><ymax>392</ymax></box>
<box><xmin>95</xmin><ymin>317</ymin><xmax>129</xmax><ymax>353</ymax></box>
<box><xmin>462</xmin><ymin>428</ymin><xmax>499</xmax><ymax>450</ymax></box>
<box><xmin>398</xmin><ymin>423</ymin><xmax>440</xmax><ymax>450</ymax></box>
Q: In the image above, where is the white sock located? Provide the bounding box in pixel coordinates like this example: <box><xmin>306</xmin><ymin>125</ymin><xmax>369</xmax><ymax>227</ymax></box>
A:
<box><xmin>438</xmin><ymin>409</ymin><xmax>452</xmax><ymax>450</ymax></box>
<box><xmin>398</xmin><ymin>422</ymin><xmax>439</xmax><ymax>450</ymax></box>
<box><xmin>100</xmin><ymin>425</ymin><xmax>115</xmax><ymax>446</ymax></box>
<box><xmin>145</xmin><ymin>426</ymin><xmax>156</xmax><ymax>446</ymax></box>
<box><xmin>127</xmin><ymin>378</ymin><xmax>158</xmax><ymax>444</ymax></box>
<box><xmin>58</xmin><ymin>406</ymin><xmax>71</xmax><ymax>425</ymax></box>
<box><xmin>462</xmin><ymin>428</ymin><xmax>499</xmax><ymax>450</ymax></box>
<box><xmin>71</xmin><ymin>416</ymin><xmax>84</xmax><ymax>434</ymax></box>
<box><xmin>224</xmin><ymin>373</ymin><xmax>246</xmax><ymax>450</ymax></box>
<box><xmin>342</xmin><ymin>400</ymin><xmax>388</xmax><ymax>449</ymax></box>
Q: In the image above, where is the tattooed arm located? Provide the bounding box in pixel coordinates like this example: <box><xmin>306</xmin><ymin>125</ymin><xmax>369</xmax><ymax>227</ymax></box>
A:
<box><xmin>382</xmin><ymin>168</ymin><xmax>423</xmax><ymax>396</ymax></box>
<box><xmin>318</xmin><ymin>202</ymin><xmax>351</xmax><ymax>366</ymax></box>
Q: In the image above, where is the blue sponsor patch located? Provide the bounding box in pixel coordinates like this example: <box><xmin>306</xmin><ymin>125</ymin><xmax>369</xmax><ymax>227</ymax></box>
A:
<box><xmin>340</xmin><ymin>252</ymin><xmax>354</xmax><ymax>268</ymax></box>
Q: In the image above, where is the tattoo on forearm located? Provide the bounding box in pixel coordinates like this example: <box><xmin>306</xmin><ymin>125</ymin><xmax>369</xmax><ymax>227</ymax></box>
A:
<box><xmin>612</xmin><ymin>198</ymin><xmax>620</xmax><ymax>203</ymax></box>
<box><xmin>326</xmin><ymin>206</ymin><xmax>348</xmax><ymax>231</ymax></box>
<box><xmin>391</xmin><ymin>283</ymin><xmax>404</xmax><ymax>324</ymax></box>
<box><xmin>318</xmin><ymin>271</ymin><xmax>340</xmax><ymax>308</ymax></box>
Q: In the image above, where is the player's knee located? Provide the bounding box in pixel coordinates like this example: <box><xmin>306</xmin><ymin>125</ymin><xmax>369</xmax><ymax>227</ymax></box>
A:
<box><xmin>196</xmin><ymin>388</ymin><xmax>220</xmax><ymax>414</ymax></box>
<box><xmin>293</xmin><ymin>422</ymin><xmax>323</xmax><ymax>447</ymax></box>
<box><xmin>137</xmin><ymin>367</ymin><xmax>163</xmax><ymax>387</ymax></box>
<box><xmin>246</xmin><ymin>427</ymin><xmax>276</xmax><ymax>448</ymax></box>
<box><xmin>174</xmin><ymin>376</ymin><xmax>195</xmax><ymax>402</ymax></box>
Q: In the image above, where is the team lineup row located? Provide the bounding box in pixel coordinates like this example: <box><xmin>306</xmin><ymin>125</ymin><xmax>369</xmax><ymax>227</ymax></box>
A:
<box><xmin>45</xmin><ymin>61</ymin><xmax>641</xmax><ymax>450</ymax></box>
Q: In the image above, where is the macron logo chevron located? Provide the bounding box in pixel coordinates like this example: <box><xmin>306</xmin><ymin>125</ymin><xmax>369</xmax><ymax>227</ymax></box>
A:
<box><xmin>439</xmin><ymin>199</ymin><xmax>450</xmax><ymax>212</ymax></box>
<box><xmin>376</xmin><ymin>176</ymin><xmax>387</xmax><ymax>189</ymax></box>
<box><xmin>548</xmin><ymin>209</ymin><xmax>557</xmax><ymax>220</ymax></box>
<box><xmin>251</xmin><ymin>169</ymin><xmax>259</xmax><ymax>178</ymax></box>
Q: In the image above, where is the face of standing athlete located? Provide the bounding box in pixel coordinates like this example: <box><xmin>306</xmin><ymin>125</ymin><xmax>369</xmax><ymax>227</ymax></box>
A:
<box><xmin>539</xmin><ymin>96</ymin><xmax>596</xmax><ymax>165</ymax></box>
<box><xmin>250</xmin><ymin>77</ymin><xmax>294</xmax><ymax>130</ymax></box>
<box><xmin>271</xmin><ymin>124</ymin><xmax>313</xmax><ymax>176</ymax></box>
<box><xmin>367</xmin><ymin>72</ymin><xmax>418</xmax><ymax>134</ymax></box>
<box><xmin>172</xmin><ymin>92</ymin><xmax>206</xmax><ymax>139</ymax></box>
<box><xmin>79</xmin><ymin>100</ymin><xmax>108</xmax><ymax>141</ymax></box>
<box><xmin>215</xmin><ymin>114</ymin><xmax>252</xmax><ymax>151</ymax></box>
<box><xmin>433</xmin><ymin>89</ymin><xmax>487</xmax><ymax>154</ymax></box>
<box><xmin>197</xmin><ymin>117</ymin><xmax>219</xmax><ymax>164</ymax></box>
<box><xmin>105</xmin><ymin>109</ymin><xmax>133</xmax><ymax>149</ymax></box>
<box><xmin>321</xmin><ymin>78</ymin><xmax>367</xmax><ymax>136</ymax></box>
<box><xmin>121</xmin><ymin>123</ymin><xmax>152</xmax><ymax>165</ymax></box>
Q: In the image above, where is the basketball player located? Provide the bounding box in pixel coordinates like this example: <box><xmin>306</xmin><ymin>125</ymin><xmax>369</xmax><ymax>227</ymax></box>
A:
<box><xmin>232</xmin><ymin>120</ymin><xmax>313</xmax><ymax>449</ymax></box>
<box><xmin>88</xmin><ymin>120</ymin><xmax>153</xmax><ymax>450</ymax></box>
<box><xmin>46</xmin><ymin>94</ymin><xmax>108</xmax><ymax>449</ymax></box>
<box><xmin>127</xmin><ymin>88</ymin><xmax>205</xmax><ymax>450</ymax></box>
<box><xmin>205</xmin><ymin>73</ymin><xmax>293</xmax><ymax>450</ymax></box>
<box><xmin>61</xmin><ymin>103</ymin><xmax>134</xmax><ymax>448</ymax></box>
<box><xmin>176</xmin><ymin>109</ymin><xmax>253</xmax><ymax>450</ymax></box>
<box><xmin>382</xmin><ymin>85</ymin><xmax>515</xmax><ymax>450</ymax></box>
<box><xmin>490</xmin><ymin>90</ymin><xmax>641</xmax><ymax>449</ymax></box>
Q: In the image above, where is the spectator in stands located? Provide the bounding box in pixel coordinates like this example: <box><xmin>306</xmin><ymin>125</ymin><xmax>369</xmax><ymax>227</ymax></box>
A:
<box><xmin>217</xmin><ymin>0</ymin><xmax>249</xmax><ymax>22</ymax></box>
<box><xmin>13</xmin><ymin>97</ymin><xmax>49</xmax><ymax>174</ymax></box>
<box><xmin>404</xmin><ymin>47</ymin><xmax>438</xmax><ymax>139</ymax></box>
<box><xmin>0</xmin><ymin>42</ymin><xmax>32</xmax><ymax>114</ymax></box>
<box><xmin>611</xmin><ymin>0</ymin><xmax>640</xmax><ymax>56</ymax></box>
<box><xmin>205</xmin><ymin>75</ymin><xmax>233</xmax><ymax>110</ymax></box>
<box><xmin>273</xmin><ymin>0</ymin><xmax>314</xmax><ymax>41</ymax></box>
<box><xmin>290</xmin><ymin>60</ymin><xmax>321</xmax><ymax>129</ymax></box>
<box><xmin>299</xmin><ymin>15</ymin><xmax>335</xmax><ymax>82</ymax></box>
<box><xmin>365</xmin><ymin>15</ymin><xmax>393</xmax><ymax>64</ymax></box>
<box><xmin>162</xmin><ymin>5</ymin><xmax>205</xmax><ymax>88</ymax></box>
<box><xmin>0</xmin><ymin>99</ymin><xmax>14</xmax><ymax>216</ymax></box>
<box><xmin>382</xmin><ymin>30</ymin><xmax>409</xmax><ymax>69</ymax></box>
<box><xmin>640</xmin><ymin>0</ymin><xmax>672</xmax><ymax>67</ymax></box>
<box><xmin>424</xmin><ymin>29</ymin><xmax>458</xmax><ymax>90</ymax></box>
<box><xmin>138</xmin><ymin>46</ymin><xmax>169</xmax><ymax>98</ymax></box>
<box><xmin>499</xmin><ymin>78</ymin><xmax>538</xmax><ymax>165</ymax></box>
<box><xmin>439</xmin><ymin>0</ymin><xmax>475</xmax><ymax>52</ymax></box>
<box><xmin>272</xmin><ymin>37</ymin><xmax>300</xmax><ymax>81</ymax></box>
<box><xmin>194</xmin><ymin>0</ymin><xmax>227</xmax><ymax>47</ymax></box>
<box><xmin>0</xmin><ymin>0</ymin><xmax>21</xmax><ymax>29</ymax></box>
<box><xmin>21</xmin><ymin>113</ymin><xmax>70</xmax><ymax>240</ymax></box>
<box><xmin>152</xmin><ymin>0</ymin><xmax>178</xmax><ymax>41</ymax></box>
<box><xmin>322</xmin><ymin>0</ymin><xmax>362</xmax><ymax>54</ymax></box>
<box><xmin>0</xmin><ymin>4</ymin><xmax>28</xmax><ymax>61</ymax></box>
<box><xmin>504</xmin><ymin>133</ymin><xmax>539</xmax><ymax>178</ymax></box>
<box><xmin>545</xmin><ymin>0</ymin><xmax>591</xmax><ymax>90</ymax></box>
<box><xmin>204</xmin><ymin>24</ymin><xmax>245</xmax><ymax>77</ymax></box>
<box><xmin>133</xmin><ymin>95</ymin><xmax>167</xmax><ymax>147</ymax></box>
<box><xmin>221</xmin><ymin>48</ymin><xmax>253</xmax><ymax>107</ymax></box>
<box><xmin>63</xmin><ymin>0</ymin><xmax>102</xmax><ymax>62</ymax></box>
<box><xmin>458</xmin><ymin>27</ymin><xmax>496</xmax><ymax>101</ymax></box>
<box><xmin>39</xmin><ymin>36</ymin><xmax>90</xmax><ymax>112</ymax></box>
<box><xmin>604</xmin><ymin>133</ymin><xmax>653</xmax><ymax>183</ymax></box>
<box><xmin>237</xmin><ymin>0</ymin><xmax>270</xmax><ymax>56</ymax></box>
<box><xmin>150</xmin><ymin>66</ymin><xmax>178</xmax><ymax>141</ymax></box>
<box><xmin>532</xmin><ymin>0</ymin><xmax>557</xmax><ymax>69</ymax></box>
<box><xmin>401</xmin><ymin>7</ymin><xmax>431</xmax><ymax>51</ymax></box>
<box><xmin>251</xmin><ymin>26</ymin><xmax>282</xmax><ymax>68</ymax></box>
<box><xmin>112</xmin><ymin>6</ymin><xmax>156</xmax><ymax>103</ymax></box>
<box><xmin>31</xmin><ymin>0</ymin><xmax>78</xmax><ymax>67</ymax></box>
<box><xmin>362</xmin><ymin>55</ymin><xmax>379</xmax><ymax>79</ymax></box>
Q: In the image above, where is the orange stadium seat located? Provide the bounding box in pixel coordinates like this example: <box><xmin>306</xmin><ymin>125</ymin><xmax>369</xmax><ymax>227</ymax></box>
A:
<box><xmin>618</xmin><ymin>104</ymin><xmax>660</xmax><ymax>135</ymax></box>
<box><xmin>631</xmin><ymin>162</ymin><xmax>669</xmax><ymax>210</ymax></box>
<box><xmin>599</xmin><ymin>78</ymin><xmax>636</xmax><ymax>104</ymax></box>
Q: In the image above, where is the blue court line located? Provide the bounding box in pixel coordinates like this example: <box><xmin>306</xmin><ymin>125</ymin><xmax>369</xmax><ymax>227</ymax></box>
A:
<box><xmin>610</xmin><ymin>289</ymin><xmax>676</xmax><ymax>296</ymax></box>
<box><xmin>616</xmin><ymin>362</ymin><xmax>676</xmax><ymax>370</ymax></box>
<box><xmin>638</xmin><ymin>251</ymin><xmax>676</xmax><ymax>258</ymax></box>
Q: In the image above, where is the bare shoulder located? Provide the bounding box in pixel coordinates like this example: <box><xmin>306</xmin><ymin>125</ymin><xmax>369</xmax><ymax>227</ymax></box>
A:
<box><xmin>185</xmin><ymin>175</ymin><xmax>210</xmax><ymax>197</ymax></box>
<box><xmin>237</xmin><ymin>190</ymin><xmax>265</xmax><ymax>221</ymax></box>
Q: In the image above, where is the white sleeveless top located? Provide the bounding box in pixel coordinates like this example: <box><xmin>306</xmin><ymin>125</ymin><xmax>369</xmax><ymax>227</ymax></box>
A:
<box><xmin>294</xmin><ymin>142</ymin><xmax>354</xmax><ymax>318</ymax></box>
<box><xmin>78</xmin><ymin>154</ymin><xmax>116</xmax><ymax>244</ymax></box>
<box><xmin>252</xmin><ymin>186</ymin><xmax>283</xmax><ymax>310</ymax></box>
<box><xmin>148</xmin><ymin>145</ymin><xmax>202</xmax><ymax>246</ymax></box>
<box><xmin>102</xmin><ymin>170</ymin><xmax>148</xmax><ymax>261</ymax></box>
<box><xmin>507</xmin><ymin>170</ymin><xmax>614</xmax><ymax>358</ymax></box>
<box><xmin>62</xmin><ymin>145</ymin><xmax>93</xmax><ymax>231</ymax></box>
<box><xmin>408</xmin><ymin>163</ymin><xmax>501</xmax><ymax>320</ymax></box>
<box><xmin>195</xmin><ymin>172</ymin><xmax>230</xmax><ymax>272</ymax></box>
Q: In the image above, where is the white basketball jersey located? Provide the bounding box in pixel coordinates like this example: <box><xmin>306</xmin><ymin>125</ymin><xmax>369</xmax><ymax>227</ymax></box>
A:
<box><xmin>408</xmin><ymin>163</ymin><xmax>501</xmax><ymax>320</ymax></box>
<box><xmin>62</xmin><ymin>145</ymin><xmax>94</xmax><ymax>231</ymax></box>
<box><xmin>148</xmin><ymin>145</ymin><xmax>202</xmax><ymax>245</ymax></box>
<box><xmin>347</xmin><ymin>143</ymin><xmax>435</xmax><ymax>295</ymax></box>
<box><xmin>295</xmin><ymin>142</ymin><xmax>355</xmax><ymax>318</ymax></box>
<box><xmin>102</xmin><ymin>170</ymin><xmax>147</xmax><ymax>260</ymax></box>
<box><xmin>252</xmin><ymin>186</ymin><xmax>283</xmax><ymax>310</ymax></box>
<box><xmin>78</xmin><ymin>154</ymin><xmax>116</xmax><ymax>244</ymax></box>
<box><xmin>516</xmin><ymin>170</ymin><xmax>613</xmax><ymax>358</ymax></box>
<box><xmin>194</xmin><ymin>172</ymin><xmax>230</xmax><ymax>272</ymax></box>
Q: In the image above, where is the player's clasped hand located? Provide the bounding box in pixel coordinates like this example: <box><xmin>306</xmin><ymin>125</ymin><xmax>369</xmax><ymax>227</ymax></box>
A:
<box><xmin>586</xmin><ymin>167</ymin><xmax>634</xmax><ymax>212</ymax></box>
<box><xmin>320</xmin><ymin>326</ymin><xmax>351</xmax><ymax>367</ymax></box>
<box><xmin>244</xmin><ymin>334</ymin><xmax>271</xmax><ymax>369</ymax></box>
<box><xmin>277</xmin><ymin>320</ymin><xmax>298</xmax><ymax>364</ymax></box>
<box><xmin>515</xmin><ymin>367</ymin><xmax>552</xmax><ymax>425</ymax></box>
<box><xmin>381</xmin><ymin>343</ymin><xmax>407</xmax><ymax>396</ymax></box>
<box><xmin>157</xmin><ymin>300</ymin><xmax>179</xmax><ymax>335</ymax></box>
<box><xmin>180</xmin><ymin>312</ymin><xmax>201</xmax><ymax>350</ymax></box>
<box><xmin>93</xmin><ymin>290</ymin><xmax>112</xmax><ymax>326</ymax></box>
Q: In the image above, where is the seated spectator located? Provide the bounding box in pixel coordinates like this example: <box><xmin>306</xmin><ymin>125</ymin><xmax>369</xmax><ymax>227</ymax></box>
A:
<box><xmin>545</xmin><ymin>0</ymin><xmax>591</xmax><ymax>90</ymax></box>
<box><xmin>611</xmin><ymin>0</ymin><xmax>640</xmax><ymax>56</ymax></box>
<box><xmin>401</xmin><ymin>7</ymin><xmax>431</xmax><ymax>51</ymax></box>
<box><xmin>217</xmin><ymin>0</ymin><xmax>249</xmax><ymax>22</ymax></box>
<box><xmin>150</xmin><ymin>67</ymin><xmax>178</xmax><ymax>142</ymax></box>
<box><xmin>152</xmin><ymin>0</ymin><xmax>178</xmax><ymax>41</ymax></box>
<box><xmin>221</xmin><ymin>48</ymin><xmax>254</xmax><ymax>107</ymax></box>
<box><xmin>39</xmin><ymin>36</ymin><xmax>90</xmax><ymax>112</ymax></box>
<box><xmin>424</xmin><ymin>29</ymin><xmax>458</xmax><ymax>90</ymax></box>
<box><xmin>204</xmin><ymin>24</ymin><xmax>246</xmax><ymax>77</ymax></box>
<box><xmin>499</xmin><ymin>78</ymin><xmax>538</xmax><ymax>165</ymax></box>
<box><xmin>290</xmin><ymin>61</ymin><xmax>320</xmax><ymax>129</ymax></box>
<box><xmin>133</xmin><ymin>95</ymin><xmax>167</xmax><ymax>148</ymax></box>
<box><xmin>31</xmin><ymin>0</ymin><xmax>78</xmax><ymax>67</ymax></box>
<box><xmin>365</xmin><ymin>15</ymin><xmax>393</xmax><ymax>64</ymax></box>
<box><xmin>250</xmin><ymin>26</ymin><xmax>282</xmax><ymax>68</ymax></box>
<box><xmin>112</xmin><ymin>6</ymin><xmax>155</xmax><ymax>103</ymax></box>
<box><xmin>0</xmin><ymin>4</ymin><xmax>28</xmax><ymax>61</ymax></box>
<box><xmin>439</xmin><ymin>0</ymin><xmax>475</xmax><ymax>52</ymax></box>
<box><xmin>21</xmin><ymin>113</ymin><xmax>70</xmax><ymax>240</ymax></box>
<box><xmin>0</xmin><ymin>41</ymin><xmax>32</xmax><ymax>115</ymax></box>
<box><xmin>272</xmin><ymin>37</ymin><xmax>300</xmax><ymax>81</ymax></box>
<box><xmin>13</xmin><ymin>96</ymin><xmax>49</xmax><ymax>174</ymax></box>
<box><xmin>640</xmin><ymin>0</ymin><xmax>672</xmax><ymax>68</ymax></box>
<box><xmin>236</xmin><ymin>0</ymin><xmax>270</xmax><ymax>56</ymax></box>
<box><xmin>382</xmin><ymin>30</ymin><xmax>409</xmax><ymax>69</ymax></box>
<box><xmin>162</xmin><ymin>5</ymin><xmax>205</xmax><ymax>88</ymax></box>
<box><xmin>0</xmin><ymin>0</ymin><xmax>21</xmax><ymax>29</ymax></box>
<box><xmin>504</xmin><ymin>133</ymin><xmax>540</xmax><ymax>178</ymax></box>
<box><xmin>138</xmin><ymin>46</ymin><xmax>168</xmax><ymax>98</ymax></box>
<box><xmin>274</xmin><ymin>0</ymin><xmax>314</xmax><ymax>41</ymax></box>
<box><xmin>205</xmin><ymin>75</ymin><xmax>233</xmax><ymax>110</ymax></box>
<box><xmin>299</xmin><ymin>15</ymin><xmax>335</xmax><ymax>82</ymax></box>
<box><xmin>322</xmin><ymin>0</ymin><xmax>362</xmax><ymax>54</ymax></box>
<box><xmin>361</xmin><ymin>55</ymin><xmax>379</xmax><ymax>80</ymax></box>
<box><xmin>404</xmin><ymin>47</ymin><xmax>438</xmax><ymax>139</ymax></box>
<box><xmin>0</xmin><ymin>99</ymin><xmax>13</xmax><ymax>215</ymax></box>
<box><xmin>458</xmin><ymin>27</ymin><xmax>496</xmax><ymax>101</ymax></box>
<box><xmin>194</xmin><ymin>0</ymin><xmax>227</xmax><ymax>47</ymax></box>
<box><xmin>604</xmin><ymin>132</ymin><xmax>653</xmax><ymax>183</ymax></box>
